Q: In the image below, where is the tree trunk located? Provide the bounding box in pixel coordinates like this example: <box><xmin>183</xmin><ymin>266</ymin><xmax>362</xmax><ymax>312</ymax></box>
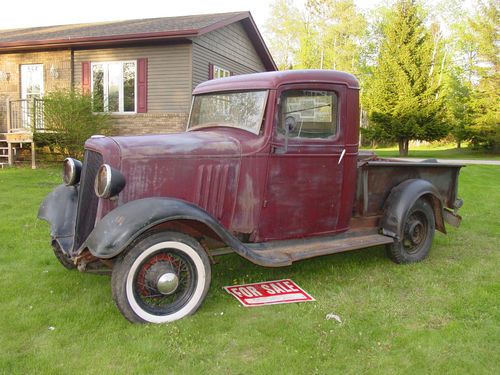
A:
<box><xmin>457</xmin><ymin>141</ymin><xmax>461</xmax><ymax>149</ymax></box>
<box><xmin>398</xmin><ymin>140</ymin><xmax>409</xmax><ymax>156</ymax></box>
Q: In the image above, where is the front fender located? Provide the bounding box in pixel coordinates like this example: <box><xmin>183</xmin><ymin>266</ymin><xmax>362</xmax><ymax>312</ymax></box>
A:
<box><xmin>81</xmin><ymin>197</ymin><xmax>290</xmax><ymax>267</ymax></box>
<box><xmin>380</xmin><ymin>179</ymin><xmax>445</xmax><ymax>240</ymax></box>
<box><xmin>37</xmin><ymin>184</ymin><xmax>78</xmax><ymax>254</ymax></box>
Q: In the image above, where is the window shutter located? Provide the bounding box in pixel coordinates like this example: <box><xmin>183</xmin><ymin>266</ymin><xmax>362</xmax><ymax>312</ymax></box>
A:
<box><xmin>82</xmin><ymin>61</ymin><xmax>91</xmax><ymax>94</ymax></box>
<box><xmin>208</xmin><ymin>63</ymin><xmax>214</xmax><ymax>80</ymax></box>
<box><xmin>137</xmin><ymin>58</ymin><xmax>148</xmax><ymax>113</ymax></box>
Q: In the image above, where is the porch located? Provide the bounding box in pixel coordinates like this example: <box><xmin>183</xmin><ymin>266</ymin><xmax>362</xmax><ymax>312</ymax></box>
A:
<box><xmin>0</xmin><ymin>98</ymin><xmax>42</xmax><ymax>168</ymax></box>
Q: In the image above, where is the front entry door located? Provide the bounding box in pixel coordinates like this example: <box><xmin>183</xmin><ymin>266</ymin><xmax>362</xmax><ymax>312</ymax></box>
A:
<box><xmin>20</xmin><ymin>64</ymin><xmax>44</xmax><ymax>130</ymax></box>
<box><xmin>258</xmin><ymin>84</ymin><xmax>347</xmax><ymax>241</ymax></box>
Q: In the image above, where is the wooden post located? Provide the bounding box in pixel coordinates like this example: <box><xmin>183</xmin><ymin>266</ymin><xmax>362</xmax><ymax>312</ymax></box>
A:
<box><xmin>31</xmin><ymin>141</ymin><xmax>36</xmax><ymax>169</ymax></box>
<box><xmin>6</xmin><ymin>98</ymin><xmax>11</xmax><ymax>133</ymax></box>
<box><xmin>7</xmin><ymin>141</ymin><xmax>13</xmax><ymax>166</ymax></box>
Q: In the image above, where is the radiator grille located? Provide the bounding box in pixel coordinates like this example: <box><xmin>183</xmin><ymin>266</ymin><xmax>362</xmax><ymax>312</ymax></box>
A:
<box><xmin>74</xmin><ymin>150</ymin><xmax>103</xmax><ymax>250</ymax></box>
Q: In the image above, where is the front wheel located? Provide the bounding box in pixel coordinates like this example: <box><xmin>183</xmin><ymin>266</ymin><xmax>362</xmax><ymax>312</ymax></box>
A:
<box><xmin>386</xmin><ymin>198</ymin><xmax>435</xmax><ymax>264</ymax></box>
<box><xmin>52</xmin><ymin>242</ymin><xmax>76</xmax><ymax>269</ymax></box>
<box><xmin>111</xmin><ymin>231</ymin><xmax>211</xmax><ymax>323</ymax></box>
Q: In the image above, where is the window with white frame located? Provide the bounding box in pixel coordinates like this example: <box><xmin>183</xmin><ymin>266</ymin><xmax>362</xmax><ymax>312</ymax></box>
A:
<box><xmin>91</xmin><ymin>61</ymin><xmax>136</xmax><ymax>113</ymax></box>
<box><xmin>213</xmin><ymin>65</ymin><xmax>231</xmax><ymax>79</ymax></box>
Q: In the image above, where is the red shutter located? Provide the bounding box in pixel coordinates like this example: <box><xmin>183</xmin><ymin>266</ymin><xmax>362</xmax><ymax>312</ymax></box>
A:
<box><xmin>82</xmin><ymin>61</ymin><xmax>91</xmax><ymax>94</ymax></box>
<box><xmin>208</xmin><ymin>63</ymin><xmax>214</xmax><ymax>80</ymax></box>
<box><xmin>137</xmin><ymin>58</ymin><xmax>148</xmax><ymax>113</ymax></box>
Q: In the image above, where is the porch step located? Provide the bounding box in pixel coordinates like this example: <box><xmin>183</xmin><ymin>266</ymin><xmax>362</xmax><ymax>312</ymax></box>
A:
<box><xmin>248</xmin><ymin>232</ymin><xmax>394</xmax><ymax>265</ymax></box>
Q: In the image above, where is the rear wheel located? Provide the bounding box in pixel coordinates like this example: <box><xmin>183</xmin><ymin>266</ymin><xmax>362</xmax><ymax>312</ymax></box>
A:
<box><xmin>386</xmin><ymin>198</ymin><xmax>435</xmax><ymax>264</ymax></box>
<box><xmin>111</xmin><ymin>231</ymin><xmax>211</xmax><ymax>323</ymax></box>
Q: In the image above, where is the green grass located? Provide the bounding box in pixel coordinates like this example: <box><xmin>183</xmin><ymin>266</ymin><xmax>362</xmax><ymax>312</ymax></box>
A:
<box><xmin>0</xmin><ymin>166</ymin><xmax>499</xmax><ymax>374</ymax></box>
<box><xmin>363</xmin><ymin>143</ymin><xmax>500</xmax><ymax>160</ymax></box>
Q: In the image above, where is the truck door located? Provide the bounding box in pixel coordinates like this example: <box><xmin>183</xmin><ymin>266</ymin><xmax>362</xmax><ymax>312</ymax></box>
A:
<box><xmin>257</xmin><ymin>84</ymin><xmax>347</xmax><ymax>241</ymax></box>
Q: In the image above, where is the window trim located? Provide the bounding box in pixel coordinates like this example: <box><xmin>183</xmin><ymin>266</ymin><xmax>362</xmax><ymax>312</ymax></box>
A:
<box><xmin>90</xmin><ymin>60</ymin><xmax>137</xmax><ymax>114</ymax></box>
<box><xmin>212</xmin><ymin>65</ymin><xmax>231</xmax><ymax>79</ymax></box>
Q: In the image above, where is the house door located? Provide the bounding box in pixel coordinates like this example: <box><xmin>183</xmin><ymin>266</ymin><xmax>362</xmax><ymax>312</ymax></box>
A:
<box><xmin>20</xmin><ymin>64</ymin><xmax>44</xmax><ymax>130</ymax></box>
<box><xmin>257</xmin><ymin>84</ymin><xmax>347</xmax><ymax>241</ymax></box>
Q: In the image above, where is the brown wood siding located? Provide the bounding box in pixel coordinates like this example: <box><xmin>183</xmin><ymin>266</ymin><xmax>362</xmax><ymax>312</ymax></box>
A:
<box><xmin>73</xmin><ymin>44</ymin><xmax>192</xmax><ymax>113</ymax></box>
<box><xmin>192</xmin><ymin>21</ymin><xmax>266</xmax><ymax>90</ymax></box>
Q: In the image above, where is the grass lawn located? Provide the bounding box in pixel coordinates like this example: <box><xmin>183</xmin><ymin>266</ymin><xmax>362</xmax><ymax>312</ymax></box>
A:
<box><xmin>363</xmin><ymin>143</ymin><xmax>500</xmax><ymax>160</ymax></box>
<box><xmin>0</xmin><ymin>166</ymin><xmax>499</xmax><ymax>374</ymax></box>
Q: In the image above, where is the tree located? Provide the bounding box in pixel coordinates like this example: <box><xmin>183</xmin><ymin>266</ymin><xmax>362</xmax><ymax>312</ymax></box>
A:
<box><xmin>442</xmin><ymin>68</ymin><xmax>474</xmax><ymax>148</ymax></box>
<box><xmin>304</xmin><ymin>0</ymin><xmax>367</xmax><ymax>73</ymax></box>
<box><xmin>265</xmin><ymin>0</ymin><xmax>367</xmax><ymax>73</ymax></box>
<box><xmin>364</xmin><ymin>0</ymin><xmax>448</xmax><ymax>156</ymax></box>
<box><xmin>264</xmin><ymin>0</ymin><xmax>302</xmax><ymax>70</ymax></box>
<box><xmin>40</xmin><ymin>89</ymin><xmax>111</xmax><ymax>159</ymax></box>
<box><xmin>467</xmin><ymin>0</ymin><xmax>499</xmax><ymax>151</ymax></box>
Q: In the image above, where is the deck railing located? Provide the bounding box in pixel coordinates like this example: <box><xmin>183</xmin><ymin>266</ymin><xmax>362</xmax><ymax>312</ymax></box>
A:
<box><xmin>6</xmin><ymin>98</ymin><xmax>44</xmax><ymax>133</ymax></box>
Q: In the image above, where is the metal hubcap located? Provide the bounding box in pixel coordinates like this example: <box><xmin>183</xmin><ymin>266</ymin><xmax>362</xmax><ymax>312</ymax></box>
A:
<box><xmin>408</xmin><ymin>220</ymin><xmax>424</xmax><ymax>245</ymax></box>
<box><xmin>156</xmin><ymin>272</ymin><xmax>179</xmax><ymax>295</ymax></box>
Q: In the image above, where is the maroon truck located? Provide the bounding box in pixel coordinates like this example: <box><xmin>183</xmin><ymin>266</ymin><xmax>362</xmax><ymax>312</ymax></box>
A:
<box><xmin>38</xmin><ymin>70</ymin><xmax>463</xmax><ymax>323</ymax></box>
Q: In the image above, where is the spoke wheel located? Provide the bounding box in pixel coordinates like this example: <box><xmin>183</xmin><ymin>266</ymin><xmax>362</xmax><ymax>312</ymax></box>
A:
<box><xmin>112</xmin><ymin>232</ymin><xmax>211</xmax><ymax>323</ymax></box>
<box><xmin>387</xmin><ymin>198</ymin><xmax>435</xmax><ymax>264</ymax></box>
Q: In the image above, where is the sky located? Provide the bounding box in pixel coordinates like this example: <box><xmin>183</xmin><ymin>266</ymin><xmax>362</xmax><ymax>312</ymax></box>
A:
<box><xmin>0</xmin><ymin>0</ymin><xmax>383</xmax><ymax>31</ymax></box>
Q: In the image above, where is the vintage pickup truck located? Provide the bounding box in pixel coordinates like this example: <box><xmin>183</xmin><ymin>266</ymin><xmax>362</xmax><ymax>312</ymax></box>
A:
<box><xmin>38</xmin><ymin>70</ymin><xmax>463</xmax><ymax>323</ymax></box>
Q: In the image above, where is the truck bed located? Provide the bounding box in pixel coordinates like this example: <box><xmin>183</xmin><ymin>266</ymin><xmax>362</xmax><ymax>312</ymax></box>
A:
<box><xmin>354</xmin><ymin>155</ymin><xmax>464</xmax><ymax>218</ymax></box>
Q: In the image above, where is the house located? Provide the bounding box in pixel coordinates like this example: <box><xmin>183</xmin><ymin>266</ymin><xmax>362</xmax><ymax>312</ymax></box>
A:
<box><xmin>0</xmin><ymin>11</ymin><xmax>276</xmax><ymax>143</ymax></box>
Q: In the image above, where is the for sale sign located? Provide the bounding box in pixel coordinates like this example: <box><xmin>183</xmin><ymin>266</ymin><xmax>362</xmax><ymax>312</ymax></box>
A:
<box><xmin>224</xmin><ymin>279</ymin><xmax>315</xmax><ymax>307</ymax></box>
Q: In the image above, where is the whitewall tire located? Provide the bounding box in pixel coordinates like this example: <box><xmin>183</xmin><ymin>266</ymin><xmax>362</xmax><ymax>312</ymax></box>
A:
<box><xmin>111</xmin><ymin>231</ymin><xmax>211</xmax><ymax>323</ymax></box>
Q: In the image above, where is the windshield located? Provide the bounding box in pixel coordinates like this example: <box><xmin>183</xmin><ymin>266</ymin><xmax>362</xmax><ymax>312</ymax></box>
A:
<box><xmin>187</xmin><ymin>90</ymin><xmax>268</xmax><ymax>135</ymax></box>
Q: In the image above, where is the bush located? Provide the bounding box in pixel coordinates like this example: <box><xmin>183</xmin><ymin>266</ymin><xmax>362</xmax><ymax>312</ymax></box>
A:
<box><xmin>41</xmin><ymin>90</ymin><xmax>112</xmax><ymax>159</ymax></box>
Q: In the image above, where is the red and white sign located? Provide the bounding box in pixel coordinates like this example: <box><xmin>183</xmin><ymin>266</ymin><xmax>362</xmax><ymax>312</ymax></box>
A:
<box><xmin>224</xmin><ymin>279</ymin><xmax>315</xmax><ymax>307</ymax></box>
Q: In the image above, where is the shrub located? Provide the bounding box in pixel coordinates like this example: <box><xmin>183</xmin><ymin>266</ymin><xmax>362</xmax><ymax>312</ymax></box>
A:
<box><xmin>41</xmin><ymin>90</ymin><xmax>112</xmax><ymax>159</ymax></box>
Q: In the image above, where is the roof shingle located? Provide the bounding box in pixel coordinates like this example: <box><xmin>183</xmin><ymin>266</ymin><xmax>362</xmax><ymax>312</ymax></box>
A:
<box><xmin>0</xmin><ymin>12</ymin><xmax>245</xmax><ymax>44</ymax></box>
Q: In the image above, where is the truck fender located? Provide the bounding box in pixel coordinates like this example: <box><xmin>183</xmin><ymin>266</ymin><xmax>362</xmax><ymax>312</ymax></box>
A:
<box><xmin>80</xmin><ymin>197</ymin><xmax>290</xmax><ymax>267</ymax></box>
<box><xmin>37</xmin><ymin>184</ymin><xmax>78</xmax><ymax>254</ymax></box>
<box><xmin>380</xmin><ymin>179</ymin><xmax>446</xmax><ymax>240</ymax></box>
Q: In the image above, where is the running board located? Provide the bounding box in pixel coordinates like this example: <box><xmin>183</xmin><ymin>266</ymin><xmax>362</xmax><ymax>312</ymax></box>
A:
<box><xmin>246</xmin><ymin>233</ymin><xmax>395</xmax><ymax>266</ymax></box>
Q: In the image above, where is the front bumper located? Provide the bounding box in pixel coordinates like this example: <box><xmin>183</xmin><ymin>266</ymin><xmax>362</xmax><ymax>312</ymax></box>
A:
<box><xmin>38</xmin><ymin>184</ymin><xmax>79</xmax><ymax>256</ymax></box>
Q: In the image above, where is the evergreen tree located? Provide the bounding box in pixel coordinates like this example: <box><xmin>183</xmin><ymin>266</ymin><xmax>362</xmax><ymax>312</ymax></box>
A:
<box><xmin>365</xmin><ymin>0</ymin><xmax>448</xmax><ymax>156</ymax></box>
<box><xmin>467</xmin><ymin>0</ymin><xmax>499</xmax><ymax>151</ymax></box>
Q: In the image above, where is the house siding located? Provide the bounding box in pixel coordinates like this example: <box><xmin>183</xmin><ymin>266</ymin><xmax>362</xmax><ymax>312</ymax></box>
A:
<box><xmin>0</xmin><ymin>50</ymin><xmax>72</xmax><ymax>133</ymax></box>
<box><xmin>74</xmin><ymin>44</ymin><xmax>192</xmax><ymax>113</ymax></box>
<box><xmin>73</xmin><ymin>44</ymin><xmax>192</xmax><ymax>135</ymax></box>
<box><xmin>192</xmin><ymin>21</ymin><xmax>266</xmax><ymax>90</ymax></box>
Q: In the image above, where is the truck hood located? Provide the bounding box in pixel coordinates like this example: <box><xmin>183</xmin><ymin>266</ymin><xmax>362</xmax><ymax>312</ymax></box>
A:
<box><xmin>109</xmin><ymin>130</ymin><xmax>242</xmax><ymax>159</ymax></box>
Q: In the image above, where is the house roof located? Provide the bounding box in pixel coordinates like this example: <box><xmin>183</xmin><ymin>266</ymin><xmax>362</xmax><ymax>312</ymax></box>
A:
<box><xmin>0</xmin><ymin>11</ymin><xmax>276</xmax><ymax>70</ymax></box>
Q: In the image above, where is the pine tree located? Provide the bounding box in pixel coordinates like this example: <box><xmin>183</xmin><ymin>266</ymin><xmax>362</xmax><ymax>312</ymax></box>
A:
<box><xmin>365</xmin><ymin>0</ymin><xmax>448</xmax><ymax>156</ymax></box>
<box><xmin>467</xmin><ymin>0</ymin><xmax>499</xmax><ymax>151</ymax></box>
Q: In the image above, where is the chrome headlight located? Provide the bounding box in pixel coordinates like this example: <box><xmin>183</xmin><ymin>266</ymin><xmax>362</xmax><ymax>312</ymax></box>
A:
<box><xmin>94</xmin><ymin>164</ymin><xmax>126</xmax><ymax>199</ymax></box>
<box><xmin>63</xmin><ymin>158</ymin><xmax>82</xmax><ymax>186</ymax></box>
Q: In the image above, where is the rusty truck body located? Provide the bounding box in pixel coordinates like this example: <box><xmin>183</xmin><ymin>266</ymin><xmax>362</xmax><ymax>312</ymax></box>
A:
<box><xmin>38</xmin><ymin>70</ymin><xmax>463</xmax><ymax>323</ymax></box>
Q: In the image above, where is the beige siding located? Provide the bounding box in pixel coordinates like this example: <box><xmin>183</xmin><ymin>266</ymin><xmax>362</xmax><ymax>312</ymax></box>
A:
<box><xmin>192</xmin><ymin>21</ymin><xmax>266</xmax><ymax>89</ymax></box>
<box><xmin>73</xmin><ymin>44</ymin><xmax>192</xmax><ymax>113</ymax></box>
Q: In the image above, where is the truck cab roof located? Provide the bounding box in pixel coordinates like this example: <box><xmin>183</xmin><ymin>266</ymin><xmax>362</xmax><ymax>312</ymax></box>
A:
<box><xmin>193</xmin><ymin>70</ymin><xmax>360</xmax><ymax>95</ymax></box>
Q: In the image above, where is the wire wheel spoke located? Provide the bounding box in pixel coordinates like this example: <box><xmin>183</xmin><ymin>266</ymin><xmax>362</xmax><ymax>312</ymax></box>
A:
<box><xmin>133</xmin><ymin>248</ymin><xmax>197</xmax><ymax>315</ymax></box>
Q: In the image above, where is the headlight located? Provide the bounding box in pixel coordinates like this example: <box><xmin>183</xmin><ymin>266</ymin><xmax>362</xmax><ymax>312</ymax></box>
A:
<box><xmin>63</xmin><ymin>158</ymin><xmax>82</xmax><ymax>186</ymax></box>
<box><xmin>94</xmin><ymin>164</ymin><xmax>126</xmax><ymax>199</ymax></box>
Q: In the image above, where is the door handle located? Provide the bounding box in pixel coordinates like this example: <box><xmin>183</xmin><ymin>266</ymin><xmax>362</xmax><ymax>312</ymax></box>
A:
<box><xmin>338</xmin><ymin>149</ymin><xmax>346</xmax><ymax>164</ymax></box>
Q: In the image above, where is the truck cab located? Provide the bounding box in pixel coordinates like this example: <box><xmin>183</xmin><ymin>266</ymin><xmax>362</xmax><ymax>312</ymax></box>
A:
<box><xmin>39</xmin><ymin>70</ymin><xmax>463</xmax><ymax>324</ymax></box>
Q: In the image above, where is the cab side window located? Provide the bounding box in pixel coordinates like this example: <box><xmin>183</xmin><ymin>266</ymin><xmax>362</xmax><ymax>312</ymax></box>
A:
<box><xmin>279</xmin><ymin>90</ymin><xmax>338</xmax><ymax>139</ymax></box>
